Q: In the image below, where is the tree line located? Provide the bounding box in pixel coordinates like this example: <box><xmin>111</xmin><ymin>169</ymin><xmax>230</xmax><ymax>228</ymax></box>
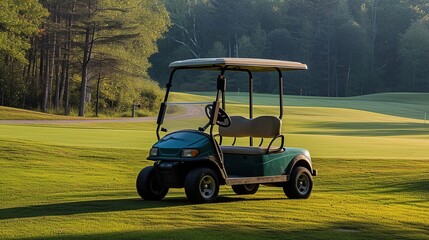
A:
<box><xmin>0</xmin><ymin>0</ymin><xmax>169</xmax><ymax>116</ymax></box>
<box><xmin>1</xmin><ymin>0</ymin><xmax>428</xmax><ymax>116</ymax></box>
<box><xmin>150</xmin><ymin>0</ymin><xmax>429</xmax><ymax>97</ymax></box>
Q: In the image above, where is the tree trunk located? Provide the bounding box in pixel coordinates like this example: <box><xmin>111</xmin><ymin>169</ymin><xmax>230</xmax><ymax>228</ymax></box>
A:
<box><xmin>64</xmin><ymin>3</ymin><xmax>74</xmax><ymax>116</ymax></box>
<box><xmin>64</xmin><ymin>60</ymin><xmax>70</xmax><ymax>115</ymax></box>
<box><xmin>334</xmin><ymin>46</ymin><xmax>338</xmax><ymax>97</ymax></box>
<box><xmin>228</xmin><ymin>32</ymin><xmax>231</xmax><ymax>57</ymax></box>
<box><xmin>96</xmin><ymin>72</ymin><xmax>101</xmax><ymax>117</ymax></box>
<box><xmin>8</xmin><ymin>57</ymin><xmax>14</xmax><ymax>106</ymax></box>
<box><xmin>42</xmin><ymin>45</ymin><xmax>50</xmax><ymax>112</ymax></box>
<box><xmin>346</xmin><ymin>52</ymin><xmax>353</xmax><ymax>97</ymax></box>
<box><xmin>22</xmin><ymin>64</ymin><xmax>28</xmax><ymax>108</ymax></box>
<box><xmin>48</xmin><ymin>35</ymin><xmax>54</xmax><ymax>110</ymax></box>
<box><xmin>32</xmin><ymin>37</ymin><xmax>39</xmax><ymax>106</ymax></box>
<box><xmin>59</xmin><ymin>50</ymin><xmax>66</xmax><ymax>103</ymax></box>
<box><xmin>235</xmin><ymin>33</ymin><xmax>238</xmax><ymax>57</ymax></box>
<box><xmin>54</xmin><ymin>14</ymin><xmax>61</xmax><ymax>111</ymax></box>
<box><xmin>412</xmin><ymin>60</ymin><xmax>416</xmax><ymax>90</ymax></box>
<box><xmin>23</xmin><ymin>36</ymin><xmax>36</xmax><ymax>108</ymax></box>
<box><xmin>327</xmin><ymin>28</ymin><xmax>331</xmax><ymax>97</ymax></box>
<box><xmin>39</xmin><ymin>35</ymin><xmax>45</xmax><ymax>110</ymax></box>
<box><xmin>79</xmin><ymin>26</ymin><xmax>92</xmax><ymax>116</ymax></box>
<box><xmin>370</xmin><ymin>0</ymin><xmax>377</xmax><ymax>75</ymax></box>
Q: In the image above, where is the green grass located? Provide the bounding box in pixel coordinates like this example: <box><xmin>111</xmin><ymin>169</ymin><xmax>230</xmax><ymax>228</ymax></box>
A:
<box><xmin>0</xmin><ymin>139</ymin><xmax>427</xmax><ymax>239</ymax></box>
<box><xmin>0</xmin><ymin>92</ymin><xmax>428</xmax><ymax>239</ymax></box>
<box><xmin>0</xmin><ymin>106</ymin><xmax>79</xmax><ymax>120</ymax></box>
<box><xmin>0</xmin><ymin>106</ymin><xmax>154</xmax><ymax>120</ymax></box>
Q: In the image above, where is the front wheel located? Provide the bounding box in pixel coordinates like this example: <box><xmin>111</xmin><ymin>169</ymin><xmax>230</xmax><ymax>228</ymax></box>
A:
<box><xmin>136</xmin><ymin>166</ymin><xmax>169</xmax><ymax>200</ymax></box>
<box><xmin>184</xmin><ymin>168</ymin><xmax>219</xmax><ymax>203</ymax></box>
<box><xmin>232</xmin><ymin>184</ymin><xmax>259</xmax><ymax>195</ymax></box>
<box><xmin>283</xmin><ymin>166</ymin><xmax>313</xmax><ymax>199</ymax></box>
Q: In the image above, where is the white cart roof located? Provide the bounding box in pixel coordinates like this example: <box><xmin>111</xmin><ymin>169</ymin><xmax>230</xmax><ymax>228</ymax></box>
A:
<box><xmin>169</xmin><ymin>58</ymin><xmax>307</xmax><ymax>72</ymax></box>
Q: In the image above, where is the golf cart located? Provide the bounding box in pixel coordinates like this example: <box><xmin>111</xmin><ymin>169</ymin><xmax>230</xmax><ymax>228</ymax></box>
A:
<box><xmin>136</xmin><ymin>58</ymin><xmax>317</xmax><ymax>203</ymax></box>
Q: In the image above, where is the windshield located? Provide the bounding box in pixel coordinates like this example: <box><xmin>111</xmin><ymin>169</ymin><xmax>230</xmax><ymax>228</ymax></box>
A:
<box><xmin>158</xmin><ymin>70</ymin><xmax>221</xmax><ymax>137</ymax></box>
<box><xmin>160</xmin><ymin>101</ymin><xmax>213</xmax><ymax>136</ymax></box>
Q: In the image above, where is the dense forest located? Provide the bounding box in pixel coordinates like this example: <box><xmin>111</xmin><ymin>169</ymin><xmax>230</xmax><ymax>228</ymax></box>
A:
<box><xmin>150</xmin><ymin>0</ymin><xmax>429</xmax><ymax>97</ymax></box>
<box><xmin>1</xmin><ymin>0</ymin><xmax>428</xmax><ymax>116</ymax></box>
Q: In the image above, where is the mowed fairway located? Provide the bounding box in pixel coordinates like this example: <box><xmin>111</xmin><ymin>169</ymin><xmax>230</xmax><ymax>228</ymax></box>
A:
<box><xmin>0</xmin><ymin>93</ymin><xmax>428</xmax><ymax>239</ymax></box>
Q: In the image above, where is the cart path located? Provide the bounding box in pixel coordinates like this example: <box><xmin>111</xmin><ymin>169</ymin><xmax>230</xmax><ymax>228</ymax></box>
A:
<box><xmin>0</xmin><ymin>104</ymin><xmax>204</xmax><ymax>125</ymax></box>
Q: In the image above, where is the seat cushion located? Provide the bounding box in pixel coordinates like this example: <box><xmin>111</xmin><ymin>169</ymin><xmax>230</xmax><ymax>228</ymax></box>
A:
<box><xmin>221</xmin><ymin>146</ymin><xmax>283</xmax><ymax>155</ymax></box>
<box><xmin>219</xmin><ymin>116</ymin><xmax>282</xmax><ymax>138</ymax></box>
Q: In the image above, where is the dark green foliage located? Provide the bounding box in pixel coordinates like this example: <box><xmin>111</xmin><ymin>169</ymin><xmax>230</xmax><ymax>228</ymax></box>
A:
<box><xmin>0</xmin><ymin>0</ymin><xmax>48</xmax><ymax>63</ymax></box>
<box><xmin>150</xmin><ymin>0</ymin><xmax>429</xmax><ymax>96</ymax></box>
<box><xmin>399</xmin><ymin>22</ymin><xmax>429</xmax><ymax>91</ymax></box>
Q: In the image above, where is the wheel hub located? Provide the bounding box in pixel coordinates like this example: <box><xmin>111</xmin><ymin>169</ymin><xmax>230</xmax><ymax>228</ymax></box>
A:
<box><xmin>297</xmin><ymin>174</ymin><xmax>309</xmax><ymax>194</ymax></box>
<box><xmin>150</xmin><ymin>177</ymin><xmax>164</xmax><ymax>195</ymax></box>
<box><xmin>199</xmin><ymin>175</ymin><xmax>215</xmax><ymax>199</ymax></box>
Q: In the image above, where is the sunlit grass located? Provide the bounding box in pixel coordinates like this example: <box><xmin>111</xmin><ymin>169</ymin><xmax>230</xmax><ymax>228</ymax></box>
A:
<box><xmin>0</xmin><ymin>139</ymin><xmax>427</xmax><ymax>239</ymax></box>
<box><xmin>0</xmin><ymin>106</ymin><xmax>80</xmax><ymax>120</ymax></box>
<box><xmin>0</xmin><ymin>92</ymin><xmax>428</xmax><ymax>239</ymax></box>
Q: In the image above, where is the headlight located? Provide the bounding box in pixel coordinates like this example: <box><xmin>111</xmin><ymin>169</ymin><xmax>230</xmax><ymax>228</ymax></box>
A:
<box><xmin>150</xmin><ymin>148</ymin><xmax>158</xmax><ymax>156</ymax></box>
<box><xmin>303</xmin><ymin>150</ymin><xmax>311</xmax><ymax>161</ymax></box>
<box><xmin>181</xmin><ymin>149</ymin><xmax>199</xmax><ymax>158</ymax></box>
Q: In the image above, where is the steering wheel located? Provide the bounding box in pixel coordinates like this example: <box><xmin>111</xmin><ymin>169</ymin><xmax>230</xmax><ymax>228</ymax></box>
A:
<box><xmin>205</xmin><ymin>104</ymin><xmax>231</xmax><ymax>127</ymax></box>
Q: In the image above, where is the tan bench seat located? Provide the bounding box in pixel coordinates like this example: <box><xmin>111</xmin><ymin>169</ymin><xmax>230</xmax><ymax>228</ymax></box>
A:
<box><xmin>218</xmin><ymin>115</ymin><xmax>284</xmax><ymax>155</ymax></box>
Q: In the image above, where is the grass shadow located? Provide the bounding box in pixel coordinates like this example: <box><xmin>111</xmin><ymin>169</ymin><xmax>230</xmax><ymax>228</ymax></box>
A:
<box><xmin>0</xmin><ymin>195</ymin><xmax>287</xmax><ymax>220</ymax></box>
<box><xmin>15</xmin><ymin>220</ymin><xmax>428</xmax><ymax>240</ymax></box>
<box><xmin>384</xmin><ymin>179</ymin><xmax>429</xmax><ymax>194</ymax></box>
<box><xmin>0</xmin><ymin>198</ymin><xmax>178</xmax><ymax>220</ymax></box>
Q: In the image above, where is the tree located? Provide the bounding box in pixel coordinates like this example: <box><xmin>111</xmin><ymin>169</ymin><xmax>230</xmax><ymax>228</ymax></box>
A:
<box><xmin>0</xmin><ymin>0</ymin><xmax>169</xmax><ymax>117</ymax></box>
<box><xmin>207</xmin><ymin>41</ymin><xmax>227</xmax><ymax>57</ymax></box>
<box><xmin>0</xmin><ymin>0</ymin><xmax>48</xmax><ymax>63</ymax></box>
<box><xmin>71</xmin><ymin>0</ymin><xmax>169</xmax><ymax>116</ymax></box>
<box><xmin>163</xmin><ymin>0</ymin><xmax>208</xmax><ymax>58</ymax></box>
<box><xmin>0</xmin><ymin>0</ymin><xmax>47</xmax><ymax>107</ymax></box>
<box><xmin>266</xmin><ymin>29</ymin><xmax>293</xmax><ymax>59</ymax></box>
<box><xmin>399</xmin><ymin>22</ymin><xmax>429</xmax><ymax>91</ymax></box>
<box><xmin>335</xmin><ymin>20</ymin><xmax>369</xmax><ymax>96</ymax></box>
<box><xmin>30</xmin><ymin>0</ymin><xmax>169</xmax><ymax>116</ymax></box>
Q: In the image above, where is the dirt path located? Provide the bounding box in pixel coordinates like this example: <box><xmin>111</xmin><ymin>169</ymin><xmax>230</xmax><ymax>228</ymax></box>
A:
<box><xmin>0</xmin><ymin>104</ymin><xmax>205</xmax><ymax>125</ymax></box>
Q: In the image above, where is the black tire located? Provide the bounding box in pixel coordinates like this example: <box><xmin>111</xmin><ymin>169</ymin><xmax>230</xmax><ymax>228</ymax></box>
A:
<box><xmin>184</xmin><ymin>168</ymin><xmax>219</xmax><ymax>203</ymax></box>
<box><xmin>283</xmin><ymin>166</ymin><xmax>313</xmax><ymax>199</ymax></box>
<box><xmin>231</xmin><ymin>184</ymin><xmax>259</xmax><ymax>195</ymax></box>
<box><xmin>136</xmin><ymin>166</ymin><xmax>169</xmax><ymax>200</ymax></box>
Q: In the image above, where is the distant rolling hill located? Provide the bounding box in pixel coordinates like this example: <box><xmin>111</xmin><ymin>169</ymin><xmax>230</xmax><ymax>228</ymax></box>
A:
<box><xmin>184</xmin><ymin>92</ymin><xmax>429</xmax><ymax>120</ymax></box>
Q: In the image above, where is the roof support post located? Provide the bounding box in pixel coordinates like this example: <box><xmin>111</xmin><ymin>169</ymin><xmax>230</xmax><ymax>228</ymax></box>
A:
<box><xmin>220</xmin><ymin>68</ymin><xmax>226</xmax><ymax>110</ymax></box>
<box><xmin>156</xmin><ymin>68</ymin><xmax>178</xmax><ymax>140</ymax></box>
<box><xmin>277</xmin><ymin>68</ymin><xmax>283</xmax><ymax>119</ymax></box>
<box><xmin>248</xmin><ymin>70</ymin><xmax>253</xmax><ymax>146</ymax></box>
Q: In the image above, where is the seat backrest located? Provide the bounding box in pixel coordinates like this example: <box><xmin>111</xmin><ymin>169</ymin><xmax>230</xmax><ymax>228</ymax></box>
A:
<box><xmin>219</xmin><ymin>116</ymin><xmax>281</xmax><ymax>138</ymax></box>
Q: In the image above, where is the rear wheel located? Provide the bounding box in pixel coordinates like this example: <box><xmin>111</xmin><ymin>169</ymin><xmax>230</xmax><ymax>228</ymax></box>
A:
<box><xmin>184</xmin><ymin>168</ymin><xmax>219</xmax><ymax>203</ymax></box>
<box><xmin>283</xmin><ymin>166</ymin><xmax>313</xmax><ymax>199</ymax></box>
<box><xmin>136</xmin><ymin>166</ymin><xmax>169</xmax><ymax>200</ymax></box>
<box><xmin>231</xmin><ymin>184</ymin><xmax>259</xmax><ymax>195</ymax></box>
